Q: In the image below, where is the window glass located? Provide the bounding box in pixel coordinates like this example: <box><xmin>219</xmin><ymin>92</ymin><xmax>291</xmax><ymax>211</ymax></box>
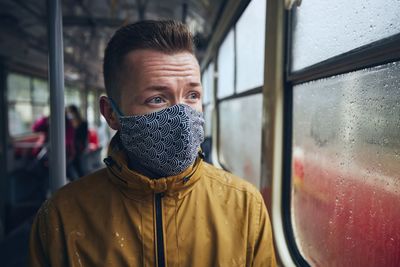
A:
<box><xmin>291</xmin><ymin>0</ymin><xmax>400</xmax><ymax>71</ymax></box>
<box><xmin>291</xmin><ymin>61</ymin><xmax>400</xmax><ymax>266</ymax></box>
<box><xmin>204</xmin><ymin>104</ymin><xmax>212</xmax><ymax>138</ymax></box>
<box><xmin>202</xmin><ymin>68</ymin><xmax>209</xmax><ymax>104</ymax></box>
<box><xmin>32</xmin><ymin>78</ymin><xmax>49</xmax><ymax>104</ymax></box>
<box><xmin>87</xmin><ymin>91</ymin><xmax>95</xmax><ymax>127</ymax></box>
<box><xmin>217</xmin><ymin>29</ymin><xmax>235</xmax><ymax>99</ymax></box>
<box><xmin>32</xmin><ymin>105</ymin><xmax>49</xmax><ymax>122</ymax></box>
<box><xmin>65</xmin><ymin>86</ymin><xmax>81</xmax><ymax>107</ymax></box>
<box><xmin>236</xmin><ymin>0</ymin><xmax>266</xmax><ymax>92</ymax></box>
<box><xmin>219</xmin><ymin>94</ymin><xmax>262</xmax><ymax>187</ymax></box>
<box><xmin>8</xmin><ymin>103</ymin><xmax>32</xmax><ymax>136</ymax></box>
<box><xmin>202</xmin><ymin>62</ymin><xmax>214</xmax><ymax>105</ymax></box>
<box><xmin>7</xmin><ymin>73</ymin><xmax>31</xmax><ymax>102</ymax></box>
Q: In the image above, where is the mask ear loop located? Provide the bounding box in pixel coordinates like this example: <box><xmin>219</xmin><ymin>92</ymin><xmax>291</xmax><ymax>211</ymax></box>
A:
<box><xmin>108</xmin><ymin>98</ymin><xmax>125</xmax><ymax>149</ymax></box>
<box><xmin>109</xmin><ymin>97</ymin><xmax>124</xmax><ymax>117</ymax></box>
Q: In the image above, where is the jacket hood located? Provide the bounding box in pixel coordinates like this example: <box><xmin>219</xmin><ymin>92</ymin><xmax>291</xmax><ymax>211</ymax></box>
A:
<box><xmin>104</xmin><ymin>134</ymin><xmax>204</xmax><ymax>200</ymax></box>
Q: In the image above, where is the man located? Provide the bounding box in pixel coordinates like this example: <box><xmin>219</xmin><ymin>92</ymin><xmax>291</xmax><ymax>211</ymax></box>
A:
<box><xmin>29</xmin><ymin>20</ymin><xmax>277</xmax><ymax>266</ymax></box>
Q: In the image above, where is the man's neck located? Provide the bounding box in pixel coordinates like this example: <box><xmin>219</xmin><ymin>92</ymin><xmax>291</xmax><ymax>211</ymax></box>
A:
<box><xmin>126</xmin><ymin>152</ymin><xmax>163</xmax><ymax>179</ymax></box>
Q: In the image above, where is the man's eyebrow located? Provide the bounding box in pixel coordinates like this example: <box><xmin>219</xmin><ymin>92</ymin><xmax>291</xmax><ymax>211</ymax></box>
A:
<box><xmin>144</xmin><ymin>83</ymin><xmax>201</xmax><ymax>91</ymax></box>
<box><xmin>189</xmin><ymin>82</ymin><xmax>202</xmax><ymax>87</ymax></box>
<box><xmin>144</xmin><ymin>85</ymin><xmax>170</xmax><ymax>91</ymax></box>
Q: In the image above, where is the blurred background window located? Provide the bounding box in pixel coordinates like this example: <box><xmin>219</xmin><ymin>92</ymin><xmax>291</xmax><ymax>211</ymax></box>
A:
<box><xmin>7</xmin><ymin>73</ymin><xmax>47</xmax><ymax>136</ymax></box>
<box><xmin>202</xmin><ymin>62</ymin><xmax>215</xmax><ymax>138</ymax></box>
<box><xmin>219</xmin><ymin>94</ymin><xmax>263</xmax><ymax>187</ymax></box>
<box><xmin>236</xmin><ymin>0</ymin><xmax>266</xmax><ymax>92</ymax></box>
<box><xmin>217</xmin><ymin>29</ymin><xmax>235</xmax><ymax>99</ymax></box>
<box><xmin>65</xmin><ymin>86</ymin><xmax>81</xmax><ymax>107</ymax></box>
<box><xmin>202</xmin><ymin>62</ymin><xmax>214</xmax><ymax>105</ymax></box>
<box><xmin>215</xmin><ymin>0</ymin><xmax>267</xmax><ymax>187</ymax></box>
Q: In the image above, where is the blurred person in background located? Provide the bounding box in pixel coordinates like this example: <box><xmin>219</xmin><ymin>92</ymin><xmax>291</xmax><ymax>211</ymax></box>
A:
<box><xmin>31</xmin><ymin>112</ymin><xmax>76</xmax><ymax>195</ymax></box>
<box><xmin>32</xmin><ymin>113</ymin><xmax>75</xmax><ymax>160</ymax></box>
<box><xmin>32</xmin><ymin>113</ymin><xmax>76</xmax><ymax>171</ymax></box>
<box><xmin>66</xmin><ymin>104</ymin><xmax>88</xmax><ymax>178</ymax></box>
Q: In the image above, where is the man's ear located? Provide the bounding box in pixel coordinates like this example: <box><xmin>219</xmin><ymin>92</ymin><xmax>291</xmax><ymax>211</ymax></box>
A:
<box><xmin>99</xmin><ymin>96</ymin><xmax>120</xmax><ymax>130</ymax></box>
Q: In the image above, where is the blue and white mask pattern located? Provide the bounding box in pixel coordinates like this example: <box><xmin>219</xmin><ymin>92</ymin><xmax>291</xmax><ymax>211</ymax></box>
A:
<box><xmin>115</xmin><ymin>103</ymin><xmax>205</xmax><ymax>177</ymax></box>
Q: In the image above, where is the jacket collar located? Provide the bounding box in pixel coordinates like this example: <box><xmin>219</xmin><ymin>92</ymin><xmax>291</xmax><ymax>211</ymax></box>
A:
<box><xmin>104</xmin><ymin>134</ymin><xmax>204</xmax><ymax>200</ymax></box>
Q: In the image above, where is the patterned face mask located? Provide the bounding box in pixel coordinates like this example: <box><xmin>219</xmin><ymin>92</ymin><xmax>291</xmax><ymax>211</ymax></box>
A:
<box><xmin>110</xmin><ymin>99</ymin><xmax>205</xmax><ymax>177</ymax></box>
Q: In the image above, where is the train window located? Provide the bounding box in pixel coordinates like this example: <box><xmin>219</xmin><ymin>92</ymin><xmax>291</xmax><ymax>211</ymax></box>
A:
<box><xmin>291</xmin><ymin>61</ymin><xmax>400</xmax><ymax>266</ymax></box>
<box><xmin>204</xmin><ymin>104</ymin><xmax>213</xmax><ymax>138</ymax></box>
<box><xmin>202</xmin><ymin>62</ymin><xmax>214</xmax><ymax>106</ymax></box>
<box><xmin>65</xmin><ymin>86</ymin><xmax>81</xmax><ymax>107</ymax></box>
<box><xmin>8</xmin><ymin>103</ymin><xmax>32</xmax><ymax>136</ymax></box>
<box><xmin>217</xmin><ymin>29</ymin><xmax>235</xmax><ymax>99</ymax></box>
<box><xmin>219</xmin><ymin>94</ymin><xmax>262</xmax><ymax>187</ymax></box>
<box><xmin>87</xmin><ymin>91</ymin><xmax>95</xmax><ymax>127</ymax></box>
<box><xmin>291</xmin><ymin>0</ymin><xmax>400</xmax><ymax>71</ymax></box>
<box><xmin>236</xmin><ymin>0</ymin><xmax>266</xmax><ymax>93</ymax></box>
<box><xmin>7</xmin><ymin>73</ymin><xmax>49</xmax><ymax>136</ymax></box>
<box><xmin>202</xmin><ymin>62</ymin><xmax>215</xmax><ymax>138</ymax></box>
<box><xmin>202</xmin><ymin>67</ymin><xmax>209</xmax><ymax>104</ymax></box>
<box><xmin>214</xmin><ymin>0</ymin><xmax>268</xmax><ymax>186</ymax></box>
<box><xmin>32</xmin><ymin>105</ymin><xmax>49</xmax><ymax>123</ymax></box>
<box><xmin>32</xmin><ymin>78</ymin><xmax>49</xmax><ymax>104</ymax></box>
<box><xmin>7</xmin><ymin>73</ymin><xmax>31</xmax><ymax>102</ymax></box>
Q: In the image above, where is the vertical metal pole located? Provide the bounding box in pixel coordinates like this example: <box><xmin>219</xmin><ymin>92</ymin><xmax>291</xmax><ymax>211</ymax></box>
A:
<box><xmin>47</xmin><ymin>0</ymin><xmax>66</xmax><ymax>192</ymax></box>
<box><xmin>182</xmin><ymin>2</ymin><xmax>188</xmax><ymax>24</ymax></box>
<box><xmin>82</xmin><ymin>79</ymin><xmax>89</xmax><ymax>120</ymax></box>
<box><xmin>94</xmin><ymin>89</ymin><xmax>102</xmax><ymax>127</ymax></box>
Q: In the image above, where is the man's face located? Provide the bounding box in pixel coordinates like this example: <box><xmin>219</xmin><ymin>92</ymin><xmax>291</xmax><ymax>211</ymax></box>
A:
<box><xmin>117</xmin><ymin>49</ymin><xmax>203</xmax><ymax>116</ymax></box>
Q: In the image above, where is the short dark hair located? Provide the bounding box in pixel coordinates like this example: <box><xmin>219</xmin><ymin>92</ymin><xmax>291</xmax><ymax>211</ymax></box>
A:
<box><xmin>103</xmin><ymin>20</ymin><xmax>195</xmax><ymax>102</ymax></box>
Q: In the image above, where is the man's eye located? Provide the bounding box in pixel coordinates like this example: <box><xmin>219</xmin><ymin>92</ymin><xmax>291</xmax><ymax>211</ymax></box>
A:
<box><xmin>148</xmin><ymin>97</ymin><xmax>165</xmax><ymax>104</ymax></box>
<box><xmin>187</xmin><ymin>92</ymin><xmax>200</xmax><ymax>99</ymax></box>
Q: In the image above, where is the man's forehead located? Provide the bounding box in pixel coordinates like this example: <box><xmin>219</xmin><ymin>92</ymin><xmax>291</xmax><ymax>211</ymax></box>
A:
<box><xmin>122</xmin><ymin>49</ymin><xmax>199</xmax><ymax>69</ymax></box>
<box><xmin>118</xmin><ymin>49</ymin><xmax>202</xmax><ymax>97</ymax></box>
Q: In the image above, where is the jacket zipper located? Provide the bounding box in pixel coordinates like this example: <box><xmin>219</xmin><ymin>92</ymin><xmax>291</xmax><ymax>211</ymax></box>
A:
<box><xmin>105</xmin><ymin>157</ymin><xmax>167</xmax><ymax>266</ymax></box>
<box><xmin>155</xmin><ymin>193</ymin><xmax>166</xmax><ymax>267</ymax></box>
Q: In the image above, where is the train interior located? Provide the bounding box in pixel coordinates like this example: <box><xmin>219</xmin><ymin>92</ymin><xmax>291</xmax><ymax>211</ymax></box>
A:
<box><xmin>0</xmin><ymin>0</ymin><xmax>399</xmax><ymax>266</ymax></box>
<box><xmin>0</xmin><ymin>0</ymin><xmax>225</xmax><ymax>265</ymax></box>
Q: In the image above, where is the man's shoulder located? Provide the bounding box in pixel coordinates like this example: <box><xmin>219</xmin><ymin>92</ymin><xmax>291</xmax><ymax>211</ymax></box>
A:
<box><xmin>201</xmin><ymin>162</ymin><xmax>263</xmax><ymax>202</ymax></box>
<box><xmin>50</xmin><ymin>168</ymin><xmax>110</xmax><ymax>206</ymax></box>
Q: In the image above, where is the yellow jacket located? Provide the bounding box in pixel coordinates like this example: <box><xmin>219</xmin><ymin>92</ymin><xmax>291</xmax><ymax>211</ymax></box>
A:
<box><xmin>29</xmin><ymin>136</ymin><xmax>276</xmax><ymax>267</ymax></box>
